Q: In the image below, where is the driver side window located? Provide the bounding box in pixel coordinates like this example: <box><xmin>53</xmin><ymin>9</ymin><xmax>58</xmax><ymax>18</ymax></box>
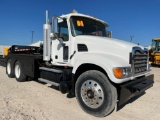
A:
<box><xmin>58</xmin><ymin>21</ymin><xmax>69</xmax><ymax>41</ymax></box>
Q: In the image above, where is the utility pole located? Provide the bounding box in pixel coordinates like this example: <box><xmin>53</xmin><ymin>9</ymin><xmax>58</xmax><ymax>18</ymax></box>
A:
<box><xmin>30</xmin><ymin>31</ymin><xmax>34</xmax><ymax>43</ymax></box>
<box><xmin>130</xmin><ymin>35</ymin><xmax>134</xmax><ymax>42</ymax></box>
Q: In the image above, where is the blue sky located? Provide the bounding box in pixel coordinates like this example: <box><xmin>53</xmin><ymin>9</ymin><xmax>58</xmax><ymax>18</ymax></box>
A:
<box><xmin>0</xmin><ymin>0</ymin><xmax>160</xmax><ymax>46</ymax></box>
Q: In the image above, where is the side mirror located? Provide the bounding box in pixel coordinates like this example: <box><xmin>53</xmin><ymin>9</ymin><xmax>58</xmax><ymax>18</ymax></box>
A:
<box><xmin>50</xmin><ymin>16</ymin><xmax>58</xmax><ymax>40</ymax></box>
<box><xmin>52</xmin><ymin>16</ymin><xmax>58</xmax><ymax>34</ymax></box>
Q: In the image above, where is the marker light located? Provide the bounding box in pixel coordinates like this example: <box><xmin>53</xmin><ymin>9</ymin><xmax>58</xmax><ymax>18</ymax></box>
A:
<box><xmin>113</xmin><ymin>68</ymin><xmax>123</xmax><ymax>79</ymax></box>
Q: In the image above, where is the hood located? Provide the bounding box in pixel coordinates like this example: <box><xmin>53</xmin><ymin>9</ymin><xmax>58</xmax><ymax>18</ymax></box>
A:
<box><xmin>75</xmin><ymin>35</ymin><xmax>144</xmax><ymax>64</ymax></box>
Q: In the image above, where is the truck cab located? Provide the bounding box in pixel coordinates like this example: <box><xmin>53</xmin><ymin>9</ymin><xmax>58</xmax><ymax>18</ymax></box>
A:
<box><xmin>47</xmin><ymin>13</ymin><xmax>109</xmax><ymax>66</ymax></box>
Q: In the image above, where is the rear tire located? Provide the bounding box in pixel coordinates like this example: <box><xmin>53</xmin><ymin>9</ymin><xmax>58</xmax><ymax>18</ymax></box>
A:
<box><xmin>14</xmin><ymin>61</ymin><xmax>27</xmax><ymax>82</ymax></box>
<box><xmin>75</xmin><ymin>70</ymin><xmax>117</xmax><ymax>117</ymax></box>
<box><xmin>6</xmin><ymin>59</ymin><xmax>14</xmax><ymax>78</ymax></box>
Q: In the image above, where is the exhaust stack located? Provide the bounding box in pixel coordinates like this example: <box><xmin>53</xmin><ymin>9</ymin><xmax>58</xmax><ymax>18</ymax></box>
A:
<box><xmin>43</xmin><ymin>10</ymin><xmax>51</xmax><ymax>62</ymax></box>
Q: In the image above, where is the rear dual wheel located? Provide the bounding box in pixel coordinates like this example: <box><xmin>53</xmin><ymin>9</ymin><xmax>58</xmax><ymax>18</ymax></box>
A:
<box><xmin>14</xmin><ymin>61</ymin><xmax>27</xmax><ymax>82</ymax></box>
<box><xmin>6</xmin><ymin>59</ymin><xmax>14</xmax><ymax>78</ymax></box>
<box><xmin>75</xmin><ymin>70</ymin><xmax>117</xmax><ymax>117</ymax></box>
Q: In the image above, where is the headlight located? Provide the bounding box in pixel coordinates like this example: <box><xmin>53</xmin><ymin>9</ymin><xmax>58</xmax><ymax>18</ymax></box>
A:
<box><xmin>113</xmin><ymin>67</ymin><xmax>132</xmax><ymax>79</ymax></box>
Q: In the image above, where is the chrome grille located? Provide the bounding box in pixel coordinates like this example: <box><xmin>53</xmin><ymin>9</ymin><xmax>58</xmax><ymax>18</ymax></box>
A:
<box><xmin>131</xmin><ymin>47</ymin><xmax>148</xmax><ymax>75</ymax></box>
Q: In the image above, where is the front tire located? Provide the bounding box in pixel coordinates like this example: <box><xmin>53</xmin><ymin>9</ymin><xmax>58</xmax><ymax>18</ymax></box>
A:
<box><xmin>6</xmin><ymin>59</ymin><xmax>14</xmax><ymax>78</ymax></box>
<box><xmin>75</xmin><ymin>70</ymin><xmax>117</xmax><ymax>117</ymax></box>
<box><xmin>14</xmin><ymin>61</ymin><xmax>27</xmax><ymax>82</ymax></box>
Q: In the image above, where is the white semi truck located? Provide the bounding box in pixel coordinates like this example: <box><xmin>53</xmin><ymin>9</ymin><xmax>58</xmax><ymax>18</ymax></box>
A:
<box><xmin>5</xmin><ymin>11</ymin><xmax>154</xmax><ymax>117</ymax></box>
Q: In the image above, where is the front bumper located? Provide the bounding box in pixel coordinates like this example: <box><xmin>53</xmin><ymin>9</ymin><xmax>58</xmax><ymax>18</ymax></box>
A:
<box><xmin>118</xmin><ymin>74</ymin><xmax>154</xmax><ymax>106</ymax></box>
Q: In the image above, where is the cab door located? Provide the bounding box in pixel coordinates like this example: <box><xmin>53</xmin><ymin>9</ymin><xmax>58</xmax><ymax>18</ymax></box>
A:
<box><xmin>51</xmin><ymin>20</ymin><xmax>70</xmax><ymax>65</ymax></box>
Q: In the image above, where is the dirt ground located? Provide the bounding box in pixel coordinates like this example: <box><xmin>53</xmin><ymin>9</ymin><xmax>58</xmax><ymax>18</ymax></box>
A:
<box><xmin>0</xmin><ymin>66</ymin><xmax>159</xmax><ymax>120</ymax></box>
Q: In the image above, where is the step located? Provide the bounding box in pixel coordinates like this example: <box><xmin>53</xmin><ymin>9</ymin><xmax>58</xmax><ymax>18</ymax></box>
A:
<box><xmin>38</xmin><ymin>78</ymin><xmax>59</xmax><ymax>87</ymax></box>
<box><xmin>39</xmin><ymin>67</ymin><xmax>62</xmax><ymax>73</ymax></box>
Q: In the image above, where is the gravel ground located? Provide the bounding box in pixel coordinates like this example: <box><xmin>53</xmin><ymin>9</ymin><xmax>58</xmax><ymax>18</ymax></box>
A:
<box><xmin>0</xmin><ymin>66</ymin><xmax>159</xmax><ymax>120</ymax></box>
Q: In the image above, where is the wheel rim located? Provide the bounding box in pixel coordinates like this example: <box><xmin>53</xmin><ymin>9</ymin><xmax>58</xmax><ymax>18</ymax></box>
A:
<box><xmin>15</xmin><ymin>64</ymin><xmax>20</xmax><ymax>78</ymax></box>
<box><xmin>81</xmin><ymin>80</ymin><xmax>104</xmax><ymax>108</ymax></box>
<box><xmin>7</xmin><ymin>62</ymin><xmax>11</xmax><ymax>74</ymax></box>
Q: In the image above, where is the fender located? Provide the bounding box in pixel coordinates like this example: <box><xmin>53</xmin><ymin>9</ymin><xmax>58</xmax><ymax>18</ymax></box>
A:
<box><xmin>72</xmin><ymin>53</ymin><xmax>131</xmax><ymax>83</ymax></box>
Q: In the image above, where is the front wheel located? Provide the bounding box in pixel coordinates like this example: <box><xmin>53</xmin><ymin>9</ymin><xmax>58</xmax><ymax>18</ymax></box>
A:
<box><xmin>75</xmin><ymin>70</ymin><xmax>117</xmax><ymax>117</ymax></box>
<box><xmin>14</xmin><ymin>61</ymin><xmax>27</xmax><ymax>82</ymax></box>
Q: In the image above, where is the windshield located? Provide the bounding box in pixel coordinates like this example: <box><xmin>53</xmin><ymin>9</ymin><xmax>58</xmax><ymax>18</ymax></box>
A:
<box><xmin>70</xmin><ymin>16</ymin><xmax>107</xmax><ymax>37</ymax></box>
<box><xmin>151</xmin><ymin>40</ymin><xmax>160</xmax><ymax>52</ymax></box>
